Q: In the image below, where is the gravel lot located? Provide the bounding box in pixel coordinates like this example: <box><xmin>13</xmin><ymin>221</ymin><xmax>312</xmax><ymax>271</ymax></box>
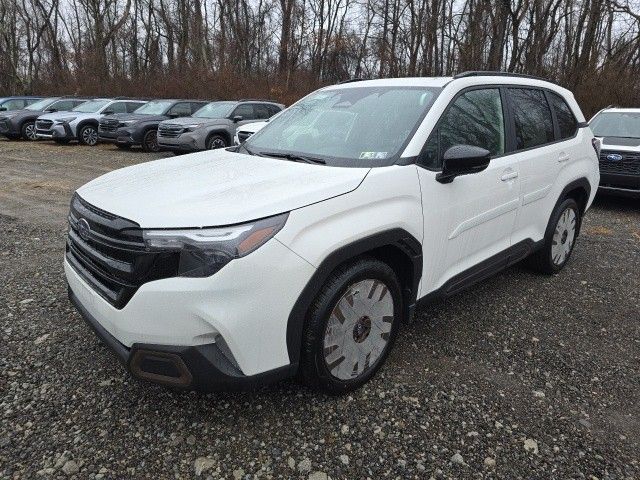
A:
<box><xmin>1</xmin><ymin>139</ymin><xmax>639</xmax><ymax>479</ymax></box>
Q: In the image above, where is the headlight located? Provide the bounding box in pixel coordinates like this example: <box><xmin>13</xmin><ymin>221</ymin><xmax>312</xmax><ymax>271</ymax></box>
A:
<box><xmin>120</xmin><ymin>120</ymin><xmax>138</xmax><ymax>126</ymax></box>
<box><xmin>183</xmin><ymin>124</ymin><xmax>203</xmax><ymax>132</ymax></box>
<box><xmin>55</xmin><ymin>117</ymin><xmax>76</xmax><ymax>123</ymax></box>
<box><xmin>142</xmin><ymin>213</ymin><xmax>288</xmax><ymax>277</ymax></box>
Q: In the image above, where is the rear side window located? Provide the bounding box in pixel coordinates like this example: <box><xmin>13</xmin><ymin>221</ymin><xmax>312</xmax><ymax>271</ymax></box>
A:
<box><xmin>267</xmin><ymin>105</ymin><xmax>281</xmax><ymax>117</ymax></box>
<box><xmin>126</xmin><ymin>102</ymin><xmax>144</xmax><ymax>113</ymax></box>
<box><xmin>421</xmin><ymin>88</ymin><xmax>505</xmax><ymax>169</ymax></box>
<box><xmin>108</xmin><ymin>102</ymin><xmax>128</xmax><ymax>114</ymax></box>
<box><xmin>168</xmin><ymin>102</ymin><xmax>192</xmax><ymax>117</ymax></box>
<box><xmin>254</xmin><ymin>104</ymin><xmax>270</xmax><ymax>120</ymax></box>
<box><xmin>548</xmin><ymin>92</ymin><xmax>578</xmax><ymax>139</ymax></box>
<box><xmin>232</xmin><ymin>104</ymin><xmax>255</xmax><ymax>120</ymax></box>
<box><xmin>509</xmin><ymin>88</ymin><xmax>554</xmax><ymax>149</ymax></box>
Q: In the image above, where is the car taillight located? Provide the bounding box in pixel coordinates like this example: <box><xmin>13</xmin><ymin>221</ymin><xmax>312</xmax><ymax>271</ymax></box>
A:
<box><xmin>592</xmin><ymin>138</ymin><xmax>601</xmax><ymax>156</ymax></box>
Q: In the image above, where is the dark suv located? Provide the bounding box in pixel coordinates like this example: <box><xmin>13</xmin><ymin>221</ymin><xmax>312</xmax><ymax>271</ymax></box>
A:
<box><xmin>157</xmin><ymin>100</ymin><xmax>284</xmax><ymax>153</ymax></box>
<box><xmin>98</xmin><ymin>99</ymin><xmax>209</xmax><ymax>152</ymax></box>
<box><xmin>0</xmin><ymin>96</ymin><xmax>90</xmax><ymax>140</ymax></box>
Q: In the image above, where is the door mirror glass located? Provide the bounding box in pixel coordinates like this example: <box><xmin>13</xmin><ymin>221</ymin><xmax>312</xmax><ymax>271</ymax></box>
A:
<box><xmin>436</xmin><ymin>145</ymin><xmax>491</xmax><ymax>184</ymax></box>
<box><xmin>233</xmin><ymin>115</ymin><xmax>243</xmax><ymax>123</ymax></box>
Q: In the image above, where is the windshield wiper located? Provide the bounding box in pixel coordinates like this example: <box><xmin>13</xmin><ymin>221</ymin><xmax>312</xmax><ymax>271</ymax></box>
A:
<box><xmin>258</xmin><ymin>151</ymin><xmax>326</xmax><ymax>165</ymax></box>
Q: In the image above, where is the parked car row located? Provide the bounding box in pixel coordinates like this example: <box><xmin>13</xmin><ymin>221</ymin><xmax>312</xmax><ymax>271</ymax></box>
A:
<box><xmin>0</xmin><ymin>95</ymin><xmax>282</xmax><ymax>152</ymax></box>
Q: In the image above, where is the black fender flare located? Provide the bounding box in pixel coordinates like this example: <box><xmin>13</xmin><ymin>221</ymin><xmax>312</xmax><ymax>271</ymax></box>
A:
<box><xmin>546</xmin><ymin>177</ymin><xmax>592</xmax><ymax>238</ymax></box>
<box><xmin>206</xmin><ymin>129</ymin><xmax>231</xmax><ymax>147</ymax></box>
<box><xmin>76</xmin><ymin>119</ymin><xmax>99</xmax><ymax>137</ymax></box>
<box><xmin>285</xmin><ymin>228</ymin><xmax>422</xmax><ymax>367</ymax></box>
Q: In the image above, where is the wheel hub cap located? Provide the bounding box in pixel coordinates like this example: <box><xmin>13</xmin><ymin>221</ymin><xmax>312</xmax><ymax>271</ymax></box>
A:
<box><xmin>551</xmin><ymin>207</ymin><xmax>577</xmax><ymax>266</ymax></box>
<box><xmin>323</xmin><ymin>279</ymin><xmax>394</xmax><ymax>380</ymax></box>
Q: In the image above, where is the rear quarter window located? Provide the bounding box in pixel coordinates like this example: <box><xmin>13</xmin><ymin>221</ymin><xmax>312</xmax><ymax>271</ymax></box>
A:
<box><xmin>509</xmin><ymin>88</ymin><xmax>555</xmax><ymax>150</ymax></box>
<box><xmin>548</xmin><ymin>92</ymin><xmax>578</xmax><ymax>139</ymax></box>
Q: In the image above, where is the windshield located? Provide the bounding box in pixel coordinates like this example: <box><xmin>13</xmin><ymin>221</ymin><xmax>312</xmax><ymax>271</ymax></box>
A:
<box><xmin>193</xmin><ymin>102</ymin><xmax>234</xmax><ymax>119</ymax></box>
<box><xmin>26</xmin><ymin>97</ymin><xmax>58</xmax><ymax>111</ymax></box>
<box><xmin>134</xmin><ymin>100</ymin><xmax>174</xmax><ymax>115</ymax></box>
<box><xmin>590</xmin><ymin>112</ymin><xmax>640</xmax><ymax>138</ymax></box>
<box><xmin>72</xmin><ymin>100</ymin><xmax>110</xmax><ymax>113</ymax></box>
<box><xmin>245</xmin><ymin>86</ymin><xmax>440</xmax><ymax>167</ymax></box>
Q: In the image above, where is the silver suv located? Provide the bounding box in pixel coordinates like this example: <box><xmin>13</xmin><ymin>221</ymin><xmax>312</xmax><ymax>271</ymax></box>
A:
<box><xmin>157</xmin><ymin>100</ymin><xmax>283</xmax><ymax>153</ymax></box>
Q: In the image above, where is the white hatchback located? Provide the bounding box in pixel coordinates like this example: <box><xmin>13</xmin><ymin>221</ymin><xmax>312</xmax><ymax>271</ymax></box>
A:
<box><xmin>65</xmin><ymin>73</ymin><xmax>599</xmax><ymax>394</ymax></box>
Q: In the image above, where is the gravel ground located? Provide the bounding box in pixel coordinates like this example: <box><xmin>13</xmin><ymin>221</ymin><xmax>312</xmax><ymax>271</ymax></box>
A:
<box><xmin>1</xmin><ymin>139</ymin><xmax>639</xmax><ymax>479</ymax></box>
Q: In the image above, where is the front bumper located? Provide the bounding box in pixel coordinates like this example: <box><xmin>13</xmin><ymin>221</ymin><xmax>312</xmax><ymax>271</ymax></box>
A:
<box><xmin>99</xmin><ymin>128</ymin><xmax>139</xmax><ymax>146</ymax></box>
<box><xmin>36</xmin><ymin>123</ymin><xmax>75</xmax><ymax>141</ymax></box>
<box><xmin>64</xmin><ymin>235</ymin><xmax>315</xmax><ymax>390</ymax></box>
<box><xmin>69</xmin><ymin>287</ymin><xmax>293</xmax><ymax>390</ymax></box>
<box><xmin>599</xmin><ymin>172</ymin><xmax>640</xmax><ymax>198</ymax></box>
<box><xmin>157</xmin><ymin>132</ymin><xmax>204</xmax><ymax>152</ymax></box>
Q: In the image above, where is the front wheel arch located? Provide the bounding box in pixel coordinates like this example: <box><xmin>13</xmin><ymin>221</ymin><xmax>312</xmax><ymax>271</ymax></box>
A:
<box><xmin>205</xmin><ymin>131</ymin><xmax>231</xmax><ymax>149</ymax></box>
<box><xmin>286</xmin><ymin>229</ymin><xmax>422</xmax><ymax>369</ymax></box>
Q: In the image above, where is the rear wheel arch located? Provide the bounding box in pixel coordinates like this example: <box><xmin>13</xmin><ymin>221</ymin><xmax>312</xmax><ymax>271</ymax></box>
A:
<box><xmin>550</xmin><ymin>178</ymin><xmax>591</xmax><ymax>237</ymax></box>
<box><xmin>286</xmin><ymin>229</ymin><xmax>422</xmax><ymax>369</ymax></box>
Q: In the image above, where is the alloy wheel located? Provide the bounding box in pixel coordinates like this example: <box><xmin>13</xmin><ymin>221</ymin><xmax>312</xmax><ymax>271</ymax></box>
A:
<box><xmin>82</xmin><ymin>127</ymin><xmax>98</xmax><ymax>146</ymax></box>
<box><xmin>25</xmin><ymin>123</ymin><xmax>37</xmax><ymax>140</ymax></box>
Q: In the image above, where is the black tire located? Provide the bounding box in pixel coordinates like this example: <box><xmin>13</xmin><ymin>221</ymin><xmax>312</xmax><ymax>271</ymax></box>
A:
<box><xmin>78</xmin><ymin>125</ymin><xmax>99</xmax><ymax>146</ymax></box>
<box><xmin>206</xmin><ymin>134</ymin><xmax>228</xmax><ymax>150</ymax></box>
<box><xmin>21</xmin><ymin>121</ymin><xmax>37</xmax><ymax>140</ymax></box>
<box><xmin>527</xmin><ymin>197</ymin><xmax>581</xmax><ymax>274</ymax></box>
<box><xmin>115</xmin><ymin>144</ymin><xmax>131</xmax><ymax>150</ymax></box>
<box><xmin>141</xmin><ymin>129</ymin><xmax>159</xmax><ymax>152</ymax></box>
<box><xmin>300</xmin><ymin>257</ymin><xmax>403</xmax><ymax>395</ymax></box>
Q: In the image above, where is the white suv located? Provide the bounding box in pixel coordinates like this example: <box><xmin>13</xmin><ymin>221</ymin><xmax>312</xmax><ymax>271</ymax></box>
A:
<box><xmin>65</xmin><ymin>73</ymin><xmax>599</xmax><ymax>394</ymax></box>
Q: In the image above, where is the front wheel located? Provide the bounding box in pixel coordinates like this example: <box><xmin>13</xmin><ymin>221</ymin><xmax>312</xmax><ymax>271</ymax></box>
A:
<box><xmin>300</xmin><ymin>257</ymin><xmax>402</xmax><ymax>394</ymax></box>
<box><xmin>79</xmin><ymin>125</ymin><xmax>99</xmax><ymax>146</ymax></box>
<box><xmin>206</xmin><ymin>134</ymin><xmax>228</xmax><ymax>150</ymax></box>
<box><xmin>141</xmin><ymin>129</ymin><xmax>159</xmax><ymax>152</ymax></box>
<box><xmin>21</xmin><ymin>121</ymin><xmax>37</xmax><ymax>140</ymax></box>
<box><xmin>527</xmin><ymin>197</ymin><xmax>581</xmax><ymax>274</ymax></box>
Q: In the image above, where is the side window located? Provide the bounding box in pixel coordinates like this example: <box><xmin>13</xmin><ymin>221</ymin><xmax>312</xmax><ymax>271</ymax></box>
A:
<box><xmin>126</xmin><ymin>102</ymin><xmax>144</xmax><ymax>113</ymax></box>
<box><xmin>190</xmin><ymin>102</ymin><xmax>207</xmax><ymax>114</ymax></box>
<box><xmin>168</xmin><ymin>102</ymin><xmax>192</xmax><ymax>117</ymax></box>
<box><xmin>107</xmin><ymin>102</ymin><xmax>128</xmax><ymax>114</ymax></box>
<box><xmin>254</xmin><ymin>104</ymin><xmax>270</xmax><ymax>120</ymax></box>
<box><xmin>509</xmin><ymin>88</ymin><xmax>555</xmax><ymax>149</ymax></box>
<box><xmin>3</xmin><ymin>99</ymin><xmax>26</xmax><ymax>109</ymax></box>
<box><xmin>73</xmin><ymin>100</ymin><xmax>86</xmax><ymax>108</ymax></box>
<box><xmin>232</xmin><ymin>104</ymin><xmax>255</xmax><ymax>120</ymax></box>
<box><xmin>267</xmin><ymin>105</ymin><xmax>281</xmax><ymax>117</ymax></box>
<box><xmin>50</xmin><ymin>100</ymin><xmax>74</xmax><ymax>111</ymax></box>
<box><xmin>548</xmin><ymin>92</ymin><xmax>578</xmax><ymax>139</ymax></box>
<box><xmin>421</xmin><ymin>88</ymin><xmax>505</xmax><ymax>169</ymax></box>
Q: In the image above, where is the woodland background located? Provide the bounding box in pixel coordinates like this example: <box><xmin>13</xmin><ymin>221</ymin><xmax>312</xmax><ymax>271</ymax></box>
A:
<box><xmin>2</xmin><ymin>0</ymin><xmax>640</xmax><ymax>116</ymax></box>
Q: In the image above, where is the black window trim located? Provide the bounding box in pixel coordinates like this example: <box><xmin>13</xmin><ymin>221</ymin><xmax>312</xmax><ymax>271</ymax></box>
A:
<box><xmin>416</xmin><ymin>84</ymin><xmax>587</xmax><ymax>172</ymax></box>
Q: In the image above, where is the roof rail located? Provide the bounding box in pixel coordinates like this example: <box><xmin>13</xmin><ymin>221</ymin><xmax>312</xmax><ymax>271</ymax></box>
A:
<box><xmin>112</xmin><ymin>96</ymin><xmax>152</xmax><ymax>101</ymax></box>
<box><xmin>337</xmin><ymin>78</ymin><xmax>367</xmax><ymax>84</ymax></box>
<box><xmin>238</xmin><ymin>98</ymin><xmax>280</xmax><ymax>103</ymax></box>
<box><xmin>454</xmin><ymin>71</ymin><xmax>560</xmax><ymax>86</ymax></box>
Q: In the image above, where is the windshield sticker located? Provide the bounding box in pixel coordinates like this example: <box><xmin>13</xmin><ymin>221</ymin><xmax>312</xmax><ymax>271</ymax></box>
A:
<box><xmin>359</xmin><ymin>151</ymin><xmax>388</xmax><ymax>160</ymax></box>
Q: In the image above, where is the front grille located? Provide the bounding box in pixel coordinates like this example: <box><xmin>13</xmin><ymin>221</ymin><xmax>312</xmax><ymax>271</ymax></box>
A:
<box><xmin>66</xmin><ymin>194</ymin><xmax>179</xmax><ymax>309</ymax></box>
<box><xmin>158</xmin><ymin>124</ymin><xmax>184</xmax><ymax>138</ymax></box>
<box><xmin>36</xmin><ymin>119</ymin><xmax>53</xmax><ymax>131</ymax></box>
<box><xmin>99</xmin><ymin>119</ymin><xmax>120</xmax><ymax>133</ymax></box>
<box><xmin>237</xmin><ymin>131</ymin><xmax>253</xmax><ymax>143</ymax></box>
<box><xmin>599</xmin><ymin>150</ymin><xmax>640</xmax><ymax>175</ymax></box>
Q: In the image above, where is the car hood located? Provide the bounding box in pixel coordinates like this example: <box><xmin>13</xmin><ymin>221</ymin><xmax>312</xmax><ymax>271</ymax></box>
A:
<box><xmin>160</xmin><ymin>117</ymin><xmax>229</xmax><ymax>127</ymax></box>
<box><xmin>76</xmin><ymin>149</ymin><xmax>369</xmax><ymax>228</ymax></box>
<box><xmin>0</xmin><ymin>109</ymin><xmax>42</xmax><ymax>119</ymax></box>
<box><xmin>596</xmin><ymin>136</ymin><xmax>640</xmax><ymax>150</ymax></box>
<box><xmin>104</xmin><ymin>113</ymin><xmax>168</xmax><ymax>123</ymax></box>
<box><xmin>38</xmin><ymin>111</ymin><xmax>96</xmax><ymax>122</ymax></box>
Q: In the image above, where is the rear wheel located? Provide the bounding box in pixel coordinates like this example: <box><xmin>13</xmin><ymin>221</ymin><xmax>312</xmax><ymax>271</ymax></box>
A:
<box><xmin>79</xmin><ymin>125</ymin><xmax>99</xmax><ymax>146</ymax></box>
<box><xmin>206</xmin><ymin>134</ymin><xmax>228</xmax><ymax>150</ymax></box>
<box><xmin>300</xmin><ymin>257</ymin><xmax>402</xmax><ymax>394</ymax></box>
<box><xmin>21</xmin><ymin>121</ymin><xmax>37</xmax><ymax>140</ymax></box>
<box><xmin>142</xmin><ymin>129</ymin><xmax>159</xmax><ymax>152</ymax></box>
<box><xmin>527</xmin><ymin>197</ymin><xmax>580</xmax><ymax>274</ymax></box>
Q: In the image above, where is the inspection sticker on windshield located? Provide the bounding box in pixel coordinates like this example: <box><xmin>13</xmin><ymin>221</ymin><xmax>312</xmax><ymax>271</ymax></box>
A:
<box><xmin>359</xmin><ymin>151</ymin><xmax>388</xmax><ymax>159</ymax></box>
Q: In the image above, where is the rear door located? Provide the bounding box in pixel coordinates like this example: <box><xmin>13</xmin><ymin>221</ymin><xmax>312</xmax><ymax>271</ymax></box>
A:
<box><xmin>416</xmin><ymin>87</ymin><xmax>521</xmax><ymax>295</ymax></box>
<box><xmin>507</xmin><ymin>88</ymin><xmax>576</xmax><ymax>244</ymax></box>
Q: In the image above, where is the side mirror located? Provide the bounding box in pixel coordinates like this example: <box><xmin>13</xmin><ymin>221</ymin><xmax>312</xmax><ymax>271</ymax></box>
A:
<box><xmin>102</xmin><ymin>110</ymin><xmax>113</xmax><ymax>115</ymax></box>
<box><xmin>436</xmin><ymin>145</ymin><xmax>491</xmax><ymax>184</ymax></box>
<box><xmin>46</xmin><ymin>108</ymin><xmax>57</xmax><ymax>113</ymax></box>
<box><xmin>233</xmin><ymin>115</ymin><xmax>243</xmax><ymax>123</ymax></box>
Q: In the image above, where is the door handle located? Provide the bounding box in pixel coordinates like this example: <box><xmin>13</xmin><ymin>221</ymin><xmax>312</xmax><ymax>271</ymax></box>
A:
<box><xmin>500</xmin><ymin>171</ymin><xmax>519</xmax><ymax>181</ymax></box>
<box><xmin>558</xmin><ymin>153</ymin><xmax>570</xmax><ymax>163</ymax></box>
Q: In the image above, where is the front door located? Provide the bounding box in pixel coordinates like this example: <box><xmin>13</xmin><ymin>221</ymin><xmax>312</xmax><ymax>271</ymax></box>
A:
<box><xmin>415</xmin><ymin>87</ymin><xmax>521</xmax><ymax>296</ymax></box>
